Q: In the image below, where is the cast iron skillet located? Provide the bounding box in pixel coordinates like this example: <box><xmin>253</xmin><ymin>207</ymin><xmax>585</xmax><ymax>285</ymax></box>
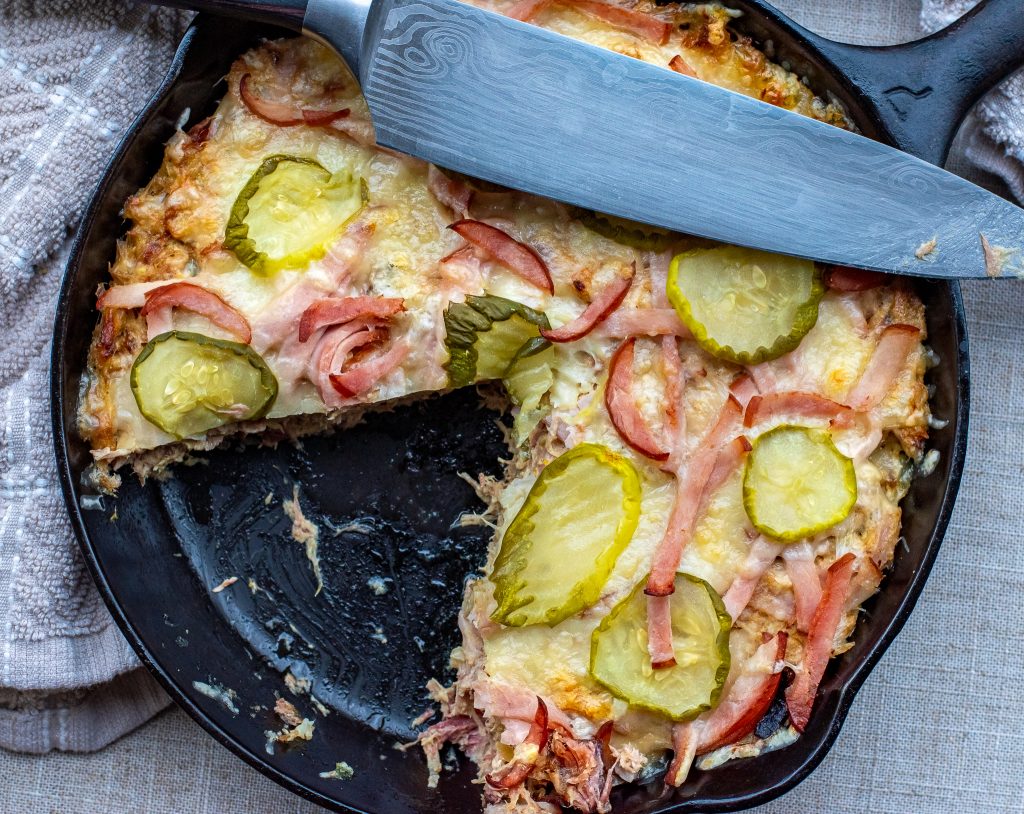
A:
<box><xmin>50</xmin><ymin>2</ymin><xmax>1021</xmax><ymax>811</ymax></box>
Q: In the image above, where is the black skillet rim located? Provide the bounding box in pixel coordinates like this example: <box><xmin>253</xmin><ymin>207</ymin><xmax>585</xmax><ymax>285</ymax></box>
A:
<box><xmin>50</xmin><ymin>13</ymin><xmax>970</xmax><ymax>814</ymax></box>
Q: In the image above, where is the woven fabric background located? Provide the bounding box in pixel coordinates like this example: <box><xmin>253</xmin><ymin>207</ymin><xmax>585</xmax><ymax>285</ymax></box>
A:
<box><xmin>0</xmin><ymin>0</ymin><xmax>1021</xmax><ymax>812</ymax></box>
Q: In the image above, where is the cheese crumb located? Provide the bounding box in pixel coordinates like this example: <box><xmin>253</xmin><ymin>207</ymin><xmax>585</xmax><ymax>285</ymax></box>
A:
<box><xmin>914</xmin><ymin>237</ymin><xmax>937</xmax><ymax>260</ymax></box>
<box><xmin>283</xmin><ymin>484</ymin><xmax>323</xmax><ymax>595</ymax></box>
<box><xmin>211</xmin><ymin>576</ymin><xmax>238</xmax><ymax>593</ymax></box>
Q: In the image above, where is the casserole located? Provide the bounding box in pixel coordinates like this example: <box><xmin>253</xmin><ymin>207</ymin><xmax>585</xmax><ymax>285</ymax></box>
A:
<box><xmin>52</xmin><ymin>0</ymin><xmax>1021</xmax><ymax>809</ymax></box>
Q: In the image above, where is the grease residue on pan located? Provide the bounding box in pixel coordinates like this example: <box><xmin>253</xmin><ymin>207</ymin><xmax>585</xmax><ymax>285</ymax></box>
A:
<box><xmin>159</xmin><ymin>389</ymin><xmax>508</xmax><ymax>740</ymax></box>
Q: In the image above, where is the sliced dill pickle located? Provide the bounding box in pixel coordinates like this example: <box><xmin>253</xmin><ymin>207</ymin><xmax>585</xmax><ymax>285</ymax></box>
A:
<box><xmin>491</xmin><ymin>444</ymin><xmax>641</xmax><ymax>627</ymax></box>
<box><xmin>504</xmin><ymin>345</ymin><xmax>555</xmax><ymax>445</ymax></box>
<box><xmin>444</xmin><ymin>294</ymin><xmax>551</xmax><ymax>387</ymax></box>
<box><xmin>575</xmin><ymin>209</ymin><xmax>676</xmax><ymax>251</ymax></box>
<box><xmin>590</xmin><ymin>574</ymin><xmax>731</xmax><ymax>720</ymax></box>
<box><xmin>743</xmin><ymin>425</ymin><xmax>857</xmax><ymax>541</ymax></box>
<box><xmin>130</xmin><ymin>331</ymin><xmax>277</xmax><ymax>439</ymax></box>
<box><xmin>666</xmin><ymin>246</ymin><xmax>823</xmax><ymax>364</ymax></box>
<box><xmin>225</xmin><ymin>154</ymin><xmax>366</xmax><ymax>276</ymax></box>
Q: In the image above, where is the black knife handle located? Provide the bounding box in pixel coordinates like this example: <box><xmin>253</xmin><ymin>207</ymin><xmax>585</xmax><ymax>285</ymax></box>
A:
<box><xmin>806</xmin><ymin>0</ymin><xmax>1024</xmax><ymax>165</ymax></box>
<box><xmin>144</xmin><ymin>0</ymin><xmax>308</xmax><ymax>30</ymax></box>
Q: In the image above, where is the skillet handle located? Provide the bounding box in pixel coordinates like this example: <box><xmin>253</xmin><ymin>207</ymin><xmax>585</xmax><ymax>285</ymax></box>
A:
<box><xmin>808</xmin><ymin>0</ymin><xmax>1024</xmax><ymax>165</ymax></box>
<box><xmin>143</xmin><ymin>0</ymin><xmax>307</xmax><ymax>29</ymax></box>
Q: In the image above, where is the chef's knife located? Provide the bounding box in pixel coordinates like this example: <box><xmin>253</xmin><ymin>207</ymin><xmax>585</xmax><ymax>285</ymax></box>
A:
<box><xmin>147</xmin><ymin>0</ymin><xmax>1024</xmax><ymax>279</ymax></box>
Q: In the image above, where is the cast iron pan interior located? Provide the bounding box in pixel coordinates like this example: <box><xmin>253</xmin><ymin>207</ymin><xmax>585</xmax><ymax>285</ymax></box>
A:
<box><xmin>52</xmin><ymin>7</ymin><xmax>971</xmax><ymax>813</ymax></box>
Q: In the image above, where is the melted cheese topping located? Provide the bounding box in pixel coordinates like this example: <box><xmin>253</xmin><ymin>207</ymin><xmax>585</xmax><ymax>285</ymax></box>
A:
<box><xmin>80</xmin><ymin>0</ymin><xmax>930</xmax><ymax>790</ymax></box>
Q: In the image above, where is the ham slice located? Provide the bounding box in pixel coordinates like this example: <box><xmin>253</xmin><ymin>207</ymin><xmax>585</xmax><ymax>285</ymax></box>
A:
<box><xmin>449</xmin><ymin>219</ymin><xmax>553</xmax><ymax>293</ymax></box>
<box><xmin>668</xmin><ymin>54</ymin><xmax>696</xmax><ymax>77</ymax></box>
<box><xmin>785</xmin><ymin>552</ymin><xmax>857</xmax><ymax>731</ymax></box>
<box><xmin>605</xmin><ymin>338</ymin><xmax>671</xmax><ymax>461</ymax></box>
<box><xmin>426</xmin><ymin>164</ymin><xmax>471</xmax><ymax>217</ymax></box>
<box><xmin>665</xmin><ymin>723</ymin><xmax>697</xmax><ymax>787</ymax></box>
<box><xmin>722</xmin><ymin>536</ymin><xmax>783</xmax><ymax>622</ymax></box>
<box><xmin>541</xmin><ymin>264</ymin><xmax>634</xmax><ymax>342</ymax></box>
<box><xmin>473</xmin><ymin>680</ymin><xmax>573</xmax><ymax>733</ymax></box>
<box><xmin>297</xmin><ymin>296</ymin><xmax>404</xmax><ymax>343</ymax></box>
<box><xmin>313</xmin><ymin>322</ymin><xmax>385</xmax><ymax>401</ymax></box>
<box><xmin>645</xmin><ymin>396</ymin><xmax>742</xmax><ymax>597</ymax></box>
<box><xmin>782</xmin><ymin>542</ymin><xmax>822</xmax><ymax>632</ymax></box>
<box><xmin>646</xmin><ymin>594</ymin><xmax>676</xmax><ymax>669</ymax></box>
<box><xmin>329</xmin><ymin>341</ymin><xmax>410</xmax><ymax>399</ymax></box>
<box><xmin>822</xmin><ymin>265</ymin><xmax>886</xmax><ymax>292</ymax></box>
<box><xmin>140</xmin><ymin>281</ymin><xmax>252</xmax><ymax>344</ymax></box>
<box><xmin>845</xmin><ymin>324</ymin><xmax>921</xmax><ymax>411</ymax></box>
<box><xmin>505</xmin><ymin>0</ymin><xmax>552</xmax><ymax>21</ymax></box>
<box><xmin>743</xmin><ymin>391</ymin><xmax>852</xmax><ymax>429</ymax></box>
<box><xmin>562</xmin><ymin>0</ymin><xmax>671</xmax><ymax>43</ymax></box>
<box><xmin>596</xmin><ymin>308</ymin><xmax>689</xmax><ymax>338</ymax></box>
<box><xmin>97</xmin><ymin>279</ymin><xmax>176</xmax><ymax>309</ymax></box>
<box><xmin>485</xmin><ymin>699</ymin><xmax>549</xmax><ymax>789</ymax></box>
<box><xmin>144</xmin><ymin>306</ymin><xmax>173</xmax><ymax>341</ymax></box>
<box><xmin>728</xmin><ymin>373</ymin><xmax>759</xmax><ymax>411</ymax></box>
<box><xmin>697</xmin><ymin>632</ymin><xmax>788</xmax><ymax>753</ymax></box>
<box><xmin>238</xmin><ymin>72</ymin><xmax>350</xmax><ymax>127</ymax></box>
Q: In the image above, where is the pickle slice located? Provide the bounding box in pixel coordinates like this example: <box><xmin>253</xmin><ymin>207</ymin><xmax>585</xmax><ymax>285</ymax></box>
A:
<box><xmin>130</xmin><ymin>331</ymin><xmax>278</xmax><ymax>439</ymax></box>
<box><xmin>666</xmin><ymin>246</ymin><xmax>823</xmax><ymax>364</ymax></box>
<box><xmin>743</xmin><ymin>425</ymin><xmax>857</xmax><ymax>541</ymax></box>
<box><xmin>575</xmin><ymin>209</ymin><xmax>676</xmax><ymax>251</ymax></box>
<box><xmin>225</xmin><ymin>154</ymin><xmax>366</xmax><ymax>276</ymax></box>
<box><xmin>590</xmin><ymin>574</ymin><xmax>731</xmax><ymax>720</ymax></box>
<box><xmin>444</xmin><ymin>294</ymin><xmax>551</xmax><ymax>388</ymax></box>
<box><xmin>491</xmin><ymin>444</ymin><xmax>641</xmax><ymax>627</ymax></box>
<box><xmin>504</xmin><ymin>345</ymin><xmax>555</xmax><ymax>445</ymax></box>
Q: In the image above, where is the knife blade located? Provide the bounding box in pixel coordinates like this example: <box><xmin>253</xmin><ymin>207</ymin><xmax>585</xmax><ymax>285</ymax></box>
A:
<box><xmin>302</xmin><ymin>0</ymin><xmax>1024</xmax><ymax>278</ymax></box>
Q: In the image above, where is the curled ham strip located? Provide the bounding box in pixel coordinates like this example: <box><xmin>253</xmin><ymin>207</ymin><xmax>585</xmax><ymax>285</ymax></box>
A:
<box><xmin>668</xmin><ymin>54</ymin><xmax>697</xmax><ymax>77</ymax></box>
<box><xmin>645</xmin><ymin>396</ymin><xmax>743</xmax><ymax>597</ymax></box>
<box><xmin>144</xmin><ymin>307</ymin><xmax>172</xmax><ymax>341</ymax></box>
<box><xmin>646</xmin><ymin>594</ymin><xmax>676</xmax><ymax>669</ymax></box>
<box><xmin>314</xmin><ymin>322</ymin><xmax>385</xmax><ymax>399</ymax></box>
<box><xmin>785</xmin><ymin>552</ymin><xmax>857</xmax><ymax>732</ymax></box>
<box><xmin>97</xmin><ymin>280</ymin><xmax>176</xmax><ymax>309</ymax></box>
<box><xmin>426</xmin><ymin>165</ymin><xmax>471</xmax><ymax>218</ymax></box>
<box><xmin>298</xmin><ymin>296</ymin><xmax>405</xmax><ymax>343</ymax></box>
<box><xmin>728</xmin><ymin>372</ymin><xmax>759</xmax><ymax>411</ymax></box>
<box><xmin>822</xmin><ymin>265</ymin><xmax>886</xmax><ymax>292</ymax></box>
<box><xmin>238</xmin><ymin>73</ymin><xmax>350</xmax><ymax>127</ymax></box>
<box><xmin>743</xmin><ymin>391</ymin><xmax>853</xmax><ymax>429</ymax></box>
<box><xmin>596</xmin><ymin>307</ymin><xmax>689</xmax><ymax>339</ymax></box>
<box><xmin>722</xmin><ymin>536</ymin><xmax>783</xmax><ymax>622</ymax></box>
<box><xmin>665</xmin><ymin>722</ymin><xmax>697</xmax><ymax>787</ymax></box>
<box><xmin>541</xmin><ymin>264</ymin><xmax>634</xmax><ymax>342</ymax></box>
<box><xmin>844</xmin><ymin>324</ymin><xmax>921</xmax><ymax>411</ymax></box>
<box><xmin>140</xmin><ymin>282</ymin><xmax>252</xmax><ymax>344</ymax></box>
<box><xmin>699</xmin><ymin>435</ymin><xmax>751</xmax><ymax>513</ymax></box>
<box><xmin>605</xmin><ymin>338</ymin><xmax>671</xmax><ymax>461</ymax></box>
<box><xmin>505</xmin><ymin>0</ymin><xmax>551</xmax><ymax>21</ymax></box>
<box><xmin>562</xmin><ymin>0</ymin><xmax>671</xmax><ymax>43</ymax></box>
<box><xmin>485</xmin><ymin>698</ymin><xmax>549</xmax><ymax>790</ymax></box>
<box><xmin>329</xmin><ymin>340</ymin><xmax>409</xmax><ymax>398</ymax></box>
<box><xmin>473</xmin><ymin>681</ymin><xmax>573</xmax><ymax>734</ymax></box>
<box><xmin>449</xmin><ymin>219</ymin><xmax>553</xmax><ymax>293</ymax></box>
<box><xmin>782</xmin><ymin>543</ymin><xmax>823</xmax><ymax>633</ymax></box>
<box><xmin>697</xmin><ymin>632</ymin><xmax>788</xmax><ymax>754</ymax></box>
